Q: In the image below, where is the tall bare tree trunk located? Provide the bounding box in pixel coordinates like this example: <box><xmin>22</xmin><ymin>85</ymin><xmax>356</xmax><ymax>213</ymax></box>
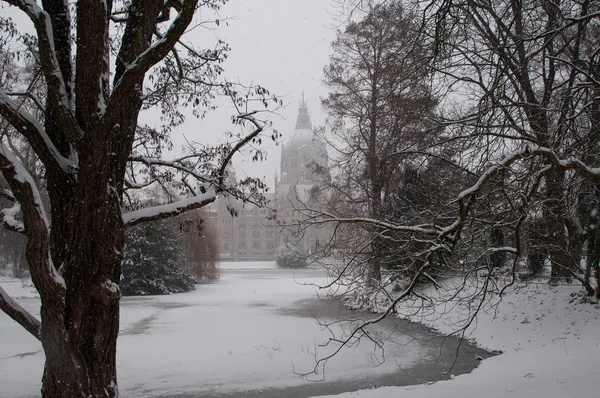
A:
<box><xmin>544</xmin><ymin>172</ymin><xmax>573</xmax><ymax>281</ymax></box>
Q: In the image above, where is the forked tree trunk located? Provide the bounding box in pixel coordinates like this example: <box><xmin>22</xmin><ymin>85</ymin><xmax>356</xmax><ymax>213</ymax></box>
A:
<box><xmin>39</xmin><ymin>151</ymin><xmax>123</xmax><ymax>397</ymax></box>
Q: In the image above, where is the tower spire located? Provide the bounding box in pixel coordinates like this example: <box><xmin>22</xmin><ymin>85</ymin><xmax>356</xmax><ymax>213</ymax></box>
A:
<box><xmin>295</xmin><ymin>92</ymin><xmax>312</xmax><ymax>130</ymax></box>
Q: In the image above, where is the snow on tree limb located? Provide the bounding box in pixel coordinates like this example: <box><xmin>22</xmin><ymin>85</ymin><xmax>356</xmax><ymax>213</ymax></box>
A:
<box><xmin>0</xmin><ymin>188</ymin><xmax>16</xmax><ymax>202</ymax></box>
<box><xmin>296</xmin><ymin>211</ymin><xmax>441</xmax><ymax>235</ymax></box>
<box><xmin>0</xmin><ymin>285</ymin><xmax>41</xmax><ymax>341</ymax></box>
<box><xmin>2</xmin><ymin>0</ymin><xmax>80</xmax><ymax>149</ymax></box>
<box><xmin>0</xmin><ymin>91</ymin><xmax>76</xmax><ymax>173</ymax></box>
<box><xmin>0</xmin><ymin>201</ymin><xmax>26</xmax><ymax>234</ymax></box>
<box><xmin>298</xmin><ymin>144</ymin><xmax>600</xmax><ymax>263</ymax></box>
<box><xmin>0</xmin><ymin>143</ymin><xmax>50</xmax><ymax>229</ymax></box>
<box><xmin>0</xmin><ymin>143</ymin><xmax>65</xmax><ymax>293</ymax></box>
<box><xmin>105</xmin><ymin>0</ymin><xmax>199</xmax><ymax>125</ymax></box>
<box><xmin>122</xmin><ymin>183</ymin><xmax>217</xmax><ymax>227</ymax></box>
<box><xmin>439</xmin><ymin>145</ymin><xmax>600</xmax><ymax>245</ymax></box>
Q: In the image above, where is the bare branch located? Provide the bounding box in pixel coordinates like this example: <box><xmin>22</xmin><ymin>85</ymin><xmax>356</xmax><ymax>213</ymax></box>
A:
<box><xmin>128</xmin><ymin>155</ymin><xmax>211</xmax><ymax>185</ymax></box>
<box><xmin>0</xmin><ymin>285</ymin><xmax>41</xmax><ymax>340</ymax></box>
<box><xmin>217</xmin><ymin>111</ymin><xmax>264</xmax><ymax>188</ymax></box>
<box><xmin>106</xmin><ymin>0</ymin><xmax>199</xmax><ymax>125</ymax></box>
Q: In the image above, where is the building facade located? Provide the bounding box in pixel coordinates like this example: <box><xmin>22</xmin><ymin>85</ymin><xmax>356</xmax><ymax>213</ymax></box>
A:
<box><xmin>210</xmin><ymin>95</ymin><xmax>329</xmax><ymax>261</ymax></box>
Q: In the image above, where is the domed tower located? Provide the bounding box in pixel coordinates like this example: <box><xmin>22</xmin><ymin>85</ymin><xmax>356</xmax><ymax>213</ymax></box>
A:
<box><xmin>279</xmin><ymin>94</ymin><xmax>326</xmax><ymax>185</ymax></box>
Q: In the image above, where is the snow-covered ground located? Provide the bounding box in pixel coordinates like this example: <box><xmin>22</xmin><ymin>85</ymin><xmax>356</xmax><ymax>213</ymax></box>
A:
<box><xmin>1</xmin><ymin>265</ymin><xmax>598</xmax><ymax>397</ymax></box>
<box><xmin>316</xmin><ymin>280</ymin><xmax>600</xmax><ymax>398</ymax></box>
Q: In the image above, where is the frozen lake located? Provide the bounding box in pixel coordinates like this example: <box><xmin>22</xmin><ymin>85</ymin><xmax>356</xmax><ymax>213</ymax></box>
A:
<box><xmin>0</xmin><ymin>262</ymin><xmax>489</xmax><ymax>397</ymax></box>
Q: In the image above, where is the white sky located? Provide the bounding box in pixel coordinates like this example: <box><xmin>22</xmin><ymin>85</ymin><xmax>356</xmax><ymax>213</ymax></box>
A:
<box><xmin>166</xmin><ymin>0</ymin><xmax>342</xmax><ymax>189</ymax></box>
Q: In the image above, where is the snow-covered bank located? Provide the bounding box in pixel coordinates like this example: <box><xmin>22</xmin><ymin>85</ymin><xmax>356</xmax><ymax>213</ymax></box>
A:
<box><xmin>314</xmin><ymin>281</ymin><xmax>600</xmax><ymax>397</ymax></box>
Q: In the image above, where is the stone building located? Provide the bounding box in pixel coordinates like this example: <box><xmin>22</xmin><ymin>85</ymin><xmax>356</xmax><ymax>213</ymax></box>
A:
<box><xmin>209</xmin><ymin>95</ymin><xmax>329</xmax><ymax>261</ymax></box>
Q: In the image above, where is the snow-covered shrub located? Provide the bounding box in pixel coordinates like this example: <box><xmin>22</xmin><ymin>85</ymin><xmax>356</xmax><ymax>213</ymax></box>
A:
<box><xmin>341</xmin><ymin>286</ymin><xmax>392</xmax><ymax>313</ymax></box>
<box><xmin>274</xmin><ymin>244</ymin><xmax>307</xmax><ymax>268</ymax></box>
<box><xmin>121</xmin><ymin>219</ymin><xmax>196</xmax><ymax>296</ymax></box>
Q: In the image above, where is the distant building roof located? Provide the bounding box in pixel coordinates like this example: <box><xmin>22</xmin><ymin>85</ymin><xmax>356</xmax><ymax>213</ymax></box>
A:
<box><xmin>287</xmin><ymin>93</ymin><xmax>325</xmax><ymax>153</ymax></box>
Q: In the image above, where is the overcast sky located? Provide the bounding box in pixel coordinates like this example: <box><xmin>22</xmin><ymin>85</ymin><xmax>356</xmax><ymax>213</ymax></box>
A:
<box><xmin>4</xmin><ymin>0</ymin><xmax>343</xmax><ymax>189</ymax></box>
<box><xmin>168</xmin><ymin>0</ymin><xmax>342</xmax><ymax>188</ymax></box>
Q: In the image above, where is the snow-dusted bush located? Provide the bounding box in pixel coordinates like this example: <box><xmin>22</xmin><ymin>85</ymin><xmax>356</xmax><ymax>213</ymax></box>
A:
<box><xmin>121</xmin><ymin>219</ymin><xmax>196</xmax><ymax>296</ymax></box>
<box><xmin>274</xmin><ymin>244</ymin><xmax>307</xmax><ymax>268</ymax></box>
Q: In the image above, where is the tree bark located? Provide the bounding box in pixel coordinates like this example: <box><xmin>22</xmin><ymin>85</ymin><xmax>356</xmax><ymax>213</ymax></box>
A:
<box><xmin>544</xmin><ymin>172</ymin><xmax>573</xmax><ymax>281</ymax></box>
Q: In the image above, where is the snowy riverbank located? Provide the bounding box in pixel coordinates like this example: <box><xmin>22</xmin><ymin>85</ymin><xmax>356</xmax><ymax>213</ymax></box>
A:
<box><xmin>315</xmin><ymin>280</ymin><xmax>600</xmax><ymax>397</ymax></box>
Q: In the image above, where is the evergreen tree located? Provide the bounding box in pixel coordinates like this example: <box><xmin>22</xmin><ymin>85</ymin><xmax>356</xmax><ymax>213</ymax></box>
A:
<box><xmin>121</xmin><ymin>220</ymin><xmax>195</xmax><ymax>296</ymax></box>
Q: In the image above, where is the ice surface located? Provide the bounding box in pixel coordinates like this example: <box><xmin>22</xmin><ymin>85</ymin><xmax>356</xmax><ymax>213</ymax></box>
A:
<box><xmin>0</xmin><ymin>263</ymin><xmax>423</xmax><ymax>397</ymax></box>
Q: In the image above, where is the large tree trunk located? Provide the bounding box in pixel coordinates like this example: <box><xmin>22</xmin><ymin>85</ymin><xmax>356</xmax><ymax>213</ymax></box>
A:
<box><xmin>544</xmin><ymin>172</ymin><xmax>574</xmax><ymax>281</ymax></box>
<box><xmin>36</xmin><ymin>1</ymin><xmax>161</xmax><ymax>393</ymax></box>
<box><xmin>40</xmin><ymin>148</ymin><xmax>123</xmax><ymax>396</ymax></box>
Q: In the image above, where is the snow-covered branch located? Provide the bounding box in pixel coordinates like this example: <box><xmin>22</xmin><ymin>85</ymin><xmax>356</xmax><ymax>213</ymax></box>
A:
<box><xmin>106</xmin><ymin>0</ymin><xmax>199</xmax><ymax>124</ymax></box>
<box><xmin>0</xmin><ymin>91</ymin><xmax>76</xmax><ymax>173</ymax></box>
<box><xmin>2</xmin><ymin>0</ymin><xmax>80</xmax><ymax>149</ymax></box>
<box><xmin>0</xmin><ymin>201</ymin><xmax>26</xmax><ymax>234</ymax></box>
<box><xmin>529</xmin><ymin>146</ymin><xmax>600</xmax><ymax>184</ymax></box>
<box><xmin>0</xmin><ymin>143</ymin><xmax>65</xmax><ymax>296</ymax></box>
<box><xmin>0</xmin><ymin>144</ymin><xmax>50</xmax><ymax>229</ymax></box>
<box><xmin>293</xmin><ymin>207</ymin><xmax>441</xmax><ymax>235</ymax></box>
<box><xmin>439</xmin><ymin>145</ymin><xmax>600</xmax><ymax>248</ymax></box>
<box><xmin>0</xmin><ymin>285</ymin><xmax>41</xmax><ymax>340</ymax></box>
<box><xmin>0</xmin><ymin>187</ymin><xmax>16</xmax><ymax>202</ymax></box>
<box><xmin>122</xmin><ymin>183</ymin><xmax>216</xmax><ymax>227</ymax></box>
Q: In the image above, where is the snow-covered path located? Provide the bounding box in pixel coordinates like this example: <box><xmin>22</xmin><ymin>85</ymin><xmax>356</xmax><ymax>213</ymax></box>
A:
<box><xmin>0</xmin><ymin>262</ymin><xmax>488</xmax><ymax>397</ymax></box>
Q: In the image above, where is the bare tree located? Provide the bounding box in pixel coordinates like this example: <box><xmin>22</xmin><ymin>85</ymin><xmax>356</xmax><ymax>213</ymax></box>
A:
<box><xmin>291</xmin><ymin>0</ymin><xmax>600</xmax><ymax>375</ymax></box>
<box><xmin>320</xmin><ymin>0</ymin><xmax>440</xmax><ymax>283</ymax></box>
<box><xmin>420</xmin><ymin>0</ymin><xmax>600</xmax><ymax>288</ymax></box>
<box><xmin>0</xmin><ymin>1</ymin><xmax>279</xmax><ymax>396</ymax></box>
